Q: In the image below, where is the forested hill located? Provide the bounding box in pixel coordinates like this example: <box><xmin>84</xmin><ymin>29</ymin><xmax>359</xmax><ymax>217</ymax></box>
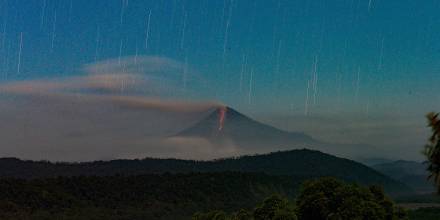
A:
<box><xmin>0</xmin><ymin>172</ymin><xmax>300</xmax><ymax>220</ymax></box>
<box><xmin>0</xmin><ymin>149</ymin><xmax>410</xmax><ymax>195</ymax></box>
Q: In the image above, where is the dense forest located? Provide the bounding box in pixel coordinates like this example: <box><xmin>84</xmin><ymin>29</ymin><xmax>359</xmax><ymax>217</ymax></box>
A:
<box><xmin>0</xmin><ymin>172</ymin><xmax>303</xmax><ymax>219</ymax></box>
<box><xmin>0</xmin><ymin>175</ymin><xmax>411</xmax><ymax>220</ymax></box>
<box><xmin>0</xmin><ymin>149</ymin><xmax>410</xmax><ymax>195</ymax></box>
<box><xmin>193</xmin><ymin>178</ymin><xmax>408</xmax><ymax>220</ymax></box>
<box><xmin>0</xmin><ymin>150</ymin><xmax>428</xmax><ymax>219</ymax></box>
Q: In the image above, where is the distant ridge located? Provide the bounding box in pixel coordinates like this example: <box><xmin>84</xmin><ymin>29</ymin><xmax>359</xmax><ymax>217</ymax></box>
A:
<box><xmin>372</xmin><ymin>160</ymin><xmax>435</xmax><ymax>194</ymax></box>
<box><xmin>0</xmin><ymin>149</ymin><xmax>411</xmax><ymax>196</ymax></box>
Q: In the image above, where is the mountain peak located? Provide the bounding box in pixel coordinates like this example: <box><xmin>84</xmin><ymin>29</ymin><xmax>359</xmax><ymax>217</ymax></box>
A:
<box><xmin>177</xmin><ymin>106</ymin><xmax>315</xmax><ymax>151</ymax></box>
<box><xmin>177</xmin><ymin>106</ymin><xmax>250</xmax><ymax>136</ymax></box>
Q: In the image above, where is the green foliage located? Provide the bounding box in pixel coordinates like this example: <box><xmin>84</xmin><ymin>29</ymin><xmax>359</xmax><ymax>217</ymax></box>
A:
<box><xmin>231</xmin><ymin>209</ymin><xmax>252</xmax><ymax>220</ymax></box>
<box><xmin>193</xmin><ymin>178</ymin><xmax>407</xmax><ymax>220</ymax></box>
<box><xmin>295</xmin><ymin>177</ymin><xmax>407</xmax><ymax>220</ymax></box>
<box><xmin>253</xmin><ymin>195</ymin><xmax>296</xmax><ymax>220</ymax></box>
<box><xmin>0</xmin><ymin>174</ymin><xmax>411</xmax><ymax>220</ymax></box>
<box><xmin>424</xmin><ymin>112</ymin><xmax>440</xmax><ymax>193</ymax></box>
<box><xmin>193</xmin><ymin>195</ymin><xmax>297</xmax><ymax>220</ymax></box>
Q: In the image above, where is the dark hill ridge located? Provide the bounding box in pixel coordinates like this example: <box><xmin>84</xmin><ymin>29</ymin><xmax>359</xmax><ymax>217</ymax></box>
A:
<box><xmin>0</xmin><ymin>149</ymin><xmax>411</xmax><ymax>196</ymax></box>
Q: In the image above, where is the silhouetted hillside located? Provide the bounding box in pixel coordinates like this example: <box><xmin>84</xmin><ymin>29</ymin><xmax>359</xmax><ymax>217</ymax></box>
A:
<box><xmin>0</xmin><ymin>149</ymin><xmax>410</xmax><ymax>195</ymax></box>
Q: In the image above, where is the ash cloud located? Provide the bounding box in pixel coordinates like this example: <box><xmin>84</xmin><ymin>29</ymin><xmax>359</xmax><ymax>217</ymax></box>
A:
<box><xmin>0</xmin><ymin>56</ymin><xmax>232</xmax><ymax>161</ymax></box>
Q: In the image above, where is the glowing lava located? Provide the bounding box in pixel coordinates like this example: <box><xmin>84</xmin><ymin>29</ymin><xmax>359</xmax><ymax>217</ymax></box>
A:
<box><xmin>218</xmin><ymin>106</ymin><xmax>227</xmax><ymax>131</ymax></box>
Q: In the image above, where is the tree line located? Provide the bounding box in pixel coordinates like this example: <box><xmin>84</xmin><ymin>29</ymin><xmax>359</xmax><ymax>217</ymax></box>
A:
<box><xmin>193</xmin><ymin>177</ymin><xmax>408</xmax><ymax>220</ymax></box>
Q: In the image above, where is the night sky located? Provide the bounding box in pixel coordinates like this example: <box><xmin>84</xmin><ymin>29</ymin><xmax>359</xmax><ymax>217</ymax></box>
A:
<box><xmin>0</xmin><ymin>0</ymin><xmax>439</xmax><ymax>160</ymax></box>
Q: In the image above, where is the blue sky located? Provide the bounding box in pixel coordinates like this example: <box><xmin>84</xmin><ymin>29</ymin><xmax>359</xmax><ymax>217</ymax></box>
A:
<box><xmin>1</xmin><ymin>0</ymin><xmax>439</xmax><ymax>116</ymax></box>
<box><xmin>0</xmin><ymin>0</ymin><xmax>439</xmax><ymax>160</ymax></box>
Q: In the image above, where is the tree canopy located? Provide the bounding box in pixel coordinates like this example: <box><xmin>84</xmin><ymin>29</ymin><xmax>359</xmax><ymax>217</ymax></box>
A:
<box><xmin>296</xmin><ymin>177</ymin><xmax>407</xmax><ymax>220</ymax></box>
<box><xmin>193</xmin><ymin>177</ymin><xmax>408</xmax><ymax>220</ymax></box>
<box><xmin>424</xmin><ymin>112</ymin><xmax>440</xmax><ymax>193</ymax></box>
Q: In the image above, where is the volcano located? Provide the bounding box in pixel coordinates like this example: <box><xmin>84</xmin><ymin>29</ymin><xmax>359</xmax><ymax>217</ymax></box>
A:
<box><xmin>178</xmin><ymin>107</ymin><xmax>317</xmax><ymax>151</ymax></box>
<box><xmin>182</xmin><ymin>107</ymin><xmax>310</xmax><ymax>136</ymax></box>
<box><xmin>177</xmin><ymin>107</ymin><xmax>380</xmax><ymax>159</ymax></box>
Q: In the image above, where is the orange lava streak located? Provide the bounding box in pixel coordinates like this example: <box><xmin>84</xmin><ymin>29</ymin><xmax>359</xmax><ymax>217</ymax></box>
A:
<box><xmin>218</xmin><ymin>106</ymin><xmax>227</xmax><ymax>131</ymax></box>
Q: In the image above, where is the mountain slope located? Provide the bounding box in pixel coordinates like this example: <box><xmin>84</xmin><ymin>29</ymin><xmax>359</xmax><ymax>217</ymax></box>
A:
<box><xmin>178</xmin><ymin>107</ymin><xmax>314</xmax><ymax>145</ymax></box>
<box><xmin>0</xmin><ymin>149</ymin><xmax>411</xmax><ymax>196</ymax></box>
<box><xmin>177</xmin><ymin>107</ymin><xmax>381</xmax><ymax>158</ymax></box>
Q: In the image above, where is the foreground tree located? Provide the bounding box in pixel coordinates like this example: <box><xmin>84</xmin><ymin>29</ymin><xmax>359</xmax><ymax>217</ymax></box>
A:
<box><xmin>296</xmin><ymin>177</ymin><xmax>407</xmax><ymax>220</ymax></box>
<box><xmin>253</xmin><ymin>195</ymin><xmax>297</xmax><ymax>220</ymax></box>
<box><xmin>193</xmin><ymin>178</ymin><xmax>407</xmax><ymax>220</ymax></box>
<box><xmin>424</xmin><ymin>112</ymin><xmax>440</xmax><ymax>193</ymax></box>
<box><xmin>231</xmin><ymin>209</ymin><xmax>252</xmax><ymax>220</ymax></box>
<box><xmin>192</xmin><ymin>195</ymin><xmax>296</xmax><ymax>220</ymax></box>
